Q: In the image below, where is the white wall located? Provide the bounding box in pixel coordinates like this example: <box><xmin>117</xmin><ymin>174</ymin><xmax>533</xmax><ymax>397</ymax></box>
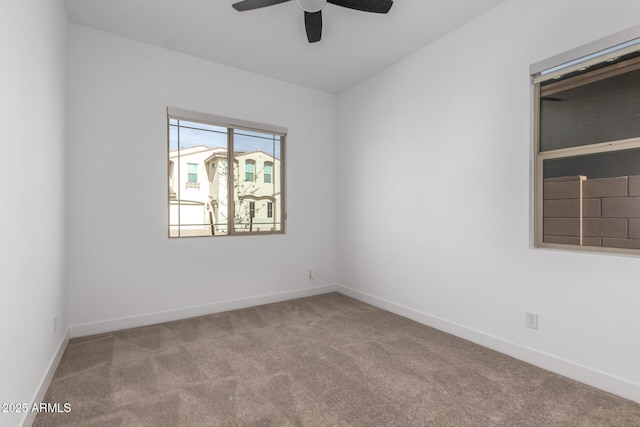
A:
<box><xmin>67</xmin><ymin>25</ymin><xmax>337</xmax><ymax>334</ymax></box>
<box><xmin>0</xmin><ymin>0</ymin><xmax>68</xmax><ymax>425</ymax></box>
<box><xmin>337</xmin><ymin>0</ymin><xmax>640</xmax><ymax>402</ymax></box>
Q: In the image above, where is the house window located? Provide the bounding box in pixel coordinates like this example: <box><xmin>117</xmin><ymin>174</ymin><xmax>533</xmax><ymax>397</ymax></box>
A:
<box><xmin>532</xmin><ymin>33</ymin><xmax>640</xmax><ymax>254</ymax></box>
<box><xmin>168</xmin><ymin>107</ymin><xmax>286</xmax><ymax>237</ymax></box>
<box><xmin>245</xmin><ymin>160</ymin><xmax>255</xmax><ymax>182</ymax></box>
<box><xmin>264</xmin><ymin>162</ymin><xmax>273</xmax><ymax>183</ymax></box>
<box><xmin>187</xmin><ymin>163</ymin><xmax>198</xmax><ymax>183</ymax></box>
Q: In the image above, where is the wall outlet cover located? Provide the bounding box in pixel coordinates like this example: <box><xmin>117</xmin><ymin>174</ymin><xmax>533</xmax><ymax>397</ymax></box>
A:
<box><xmin>526</xmin><ymin>312</ymin><xmax>538</xmax><ymax>329</ymax></box>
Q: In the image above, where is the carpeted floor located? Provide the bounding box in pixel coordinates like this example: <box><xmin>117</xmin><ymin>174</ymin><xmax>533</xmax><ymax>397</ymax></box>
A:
<box><xmin>35</xmin><ymin>293</ymin><xmax>640</xmax><ymax>426</ymax></box>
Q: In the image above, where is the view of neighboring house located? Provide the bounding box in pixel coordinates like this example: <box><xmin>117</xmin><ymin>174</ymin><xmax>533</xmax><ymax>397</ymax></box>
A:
<box><xmin>169</xmin><ymin>145</ymin><xmax>281</xmax><ymax>236</ymax></box>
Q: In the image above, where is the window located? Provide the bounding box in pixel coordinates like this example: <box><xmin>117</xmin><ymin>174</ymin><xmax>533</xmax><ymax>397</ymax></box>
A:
<box><xmin>264</xmin><ymin>162</ymin><xmax>273</xmax><ymax>184</ymax></box>
<box><xmin>168</xmin><ymin>107</ymin><xmax>286</xmax><ymax>237</ymax></box>
<box><xmin>187</xmin><ymin>163</ymin><xmax>198</xmax><ymax>183</ymax></box>
<box><xmin>532</xmin><ymin>32</ymin><xmax>640</xmax><ymax>254</ymax></box>
<box><xmin>245</xmin><ymin>160</ymin><xmax>255</xmax><ymax>182</ymax></box>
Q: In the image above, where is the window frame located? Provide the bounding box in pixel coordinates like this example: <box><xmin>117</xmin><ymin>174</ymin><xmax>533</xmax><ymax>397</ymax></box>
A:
<box><xmin>531</xmin><ymin>25</ymin><xmax>640</xmax><ymax>255</ymax></box>
<box><xmin>167</xmin><ymin>107</ymin><xmax>287</xmax><ymax>238</ymax></box>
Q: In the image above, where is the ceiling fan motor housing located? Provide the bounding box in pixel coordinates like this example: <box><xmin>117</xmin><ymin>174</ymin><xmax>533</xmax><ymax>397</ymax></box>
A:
<box><xmin>296</xmin><ymin>0</ymin><xmax>327</xmax><ymax>13</ymax></box>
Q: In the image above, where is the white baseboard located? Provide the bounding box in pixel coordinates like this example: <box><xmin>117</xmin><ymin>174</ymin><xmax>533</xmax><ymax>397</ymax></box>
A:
<box><xmin>69</xmin><ymin>284</ymin><xmax>338</xmax><ymax>338</ymax></box>
<box><xmin>21</xmin><ymin>330</ymin><xmax>69</xmax><ymax>427</ymax></box>
<box><xmin>337</xmin><ymin>284</ymin><xmax>640</xmax><ymax>404</ymax></box>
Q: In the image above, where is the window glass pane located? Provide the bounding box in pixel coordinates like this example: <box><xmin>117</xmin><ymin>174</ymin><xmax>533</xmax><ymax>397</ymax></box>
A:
<box><xmin>542</xmin><ymin>148</ymin><xmax>640</xmax><ymax>249</ymax></box>
<box><xmin>169</xmin><ymin>119</ymin><xmax>229</xmax><ymax>236</ymax></box>
<box><xmin>540</xmin><ymin>67</ymin><xmax>640</xmax><ymax>152</ymax></box>
<box><xmin>233</xmin><ymin>131</ymin><xmax>282</xmax><ymax>233</ymax></box>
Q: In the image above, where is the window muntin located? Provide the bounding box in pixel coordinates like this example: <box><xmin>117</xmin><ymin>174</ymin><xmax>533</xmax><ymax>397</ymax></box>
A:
<box><xmin>534</xmin><ymin>43</ymin><xmax>640</xmax><ymax>254</ymax></box>
<box><xmin>168</xmin><ymin>111</ymin><xmax>285</xmax><ymax>237</ymax></box>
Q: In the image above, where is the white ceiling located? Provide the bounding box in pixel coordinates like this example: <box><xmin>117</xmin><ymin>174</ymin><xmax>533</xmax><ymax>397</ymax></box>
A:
<box><xmin>63</xmin><ymin>0</ymin><xmax>507</xmax><ymax>93</ymax></box>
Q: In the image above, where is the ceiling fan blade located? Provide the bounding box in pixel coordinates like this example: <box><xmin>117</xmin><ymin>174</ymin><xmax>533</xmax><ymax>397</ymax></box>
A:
<box><xmin>305</xmin><ymin>11</ymin><xmax>322</xmax><ymax>43</ymax></box>
<box><xmin>232</xmin><ymin>0</ymin><xmax>291</xmax><ymax>11</ymax></box>
<box><xmin>327</xmin><ymin>0</ymin><xmax>392</xmax><ymax>13</ymax></box>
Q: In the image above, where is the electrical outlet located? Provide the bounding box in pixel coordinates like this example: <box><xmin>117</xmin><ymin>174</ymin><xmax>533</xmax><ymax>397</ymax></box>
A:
<box><xmin>526</xmin><ymin>312</ymin><xmax>538</xmax><ymax>329</ymax></box>
<box><xmin>309</xmin><ymin>268</ymin><xmax>317</xmax><ymax>279</ymax></box>
<box><xmin>53</xmin><ymin>316</ymin><xmax>58</xmax><ymax>334</ymax></box>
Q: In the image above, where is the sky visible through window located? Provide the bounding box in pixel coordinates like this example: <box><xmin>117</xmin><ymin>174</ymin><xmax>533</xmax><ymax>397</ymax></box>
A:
<box><xmin>169</xmin><ymin>119</ymin><xmax>281</xmax><ymax>159</ymax></box>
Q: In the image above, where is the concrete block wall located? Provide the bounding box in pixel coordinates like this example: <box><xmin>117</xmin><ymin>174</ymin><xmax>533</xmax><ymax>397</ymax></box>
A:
<box><xmin>543</xmin><ymin>176</ymin><xmax>585</xmax><ymax>245</ymax></box>
<box><xmin>544</xmin><ymin>175</ymin><xmax>640</xmax><ymax>249</ymax></box>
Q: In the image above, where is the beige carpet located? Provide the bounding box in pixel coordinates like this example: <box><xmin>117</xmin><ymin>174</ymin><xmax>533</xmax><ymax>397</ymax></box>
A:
<box><xmin>35</xmin><ymin>293</ymin><xmax>640</xmax><ymax>426</ymax></box>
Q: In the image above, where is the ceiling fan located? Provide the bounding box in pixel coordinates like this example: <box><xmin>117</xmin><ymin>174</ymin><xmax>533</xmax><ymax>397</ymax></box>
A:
<box><xmin>232</xmin><ymin>0</ymin><xmax>393</xmax><ymax>43</ymax></box>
